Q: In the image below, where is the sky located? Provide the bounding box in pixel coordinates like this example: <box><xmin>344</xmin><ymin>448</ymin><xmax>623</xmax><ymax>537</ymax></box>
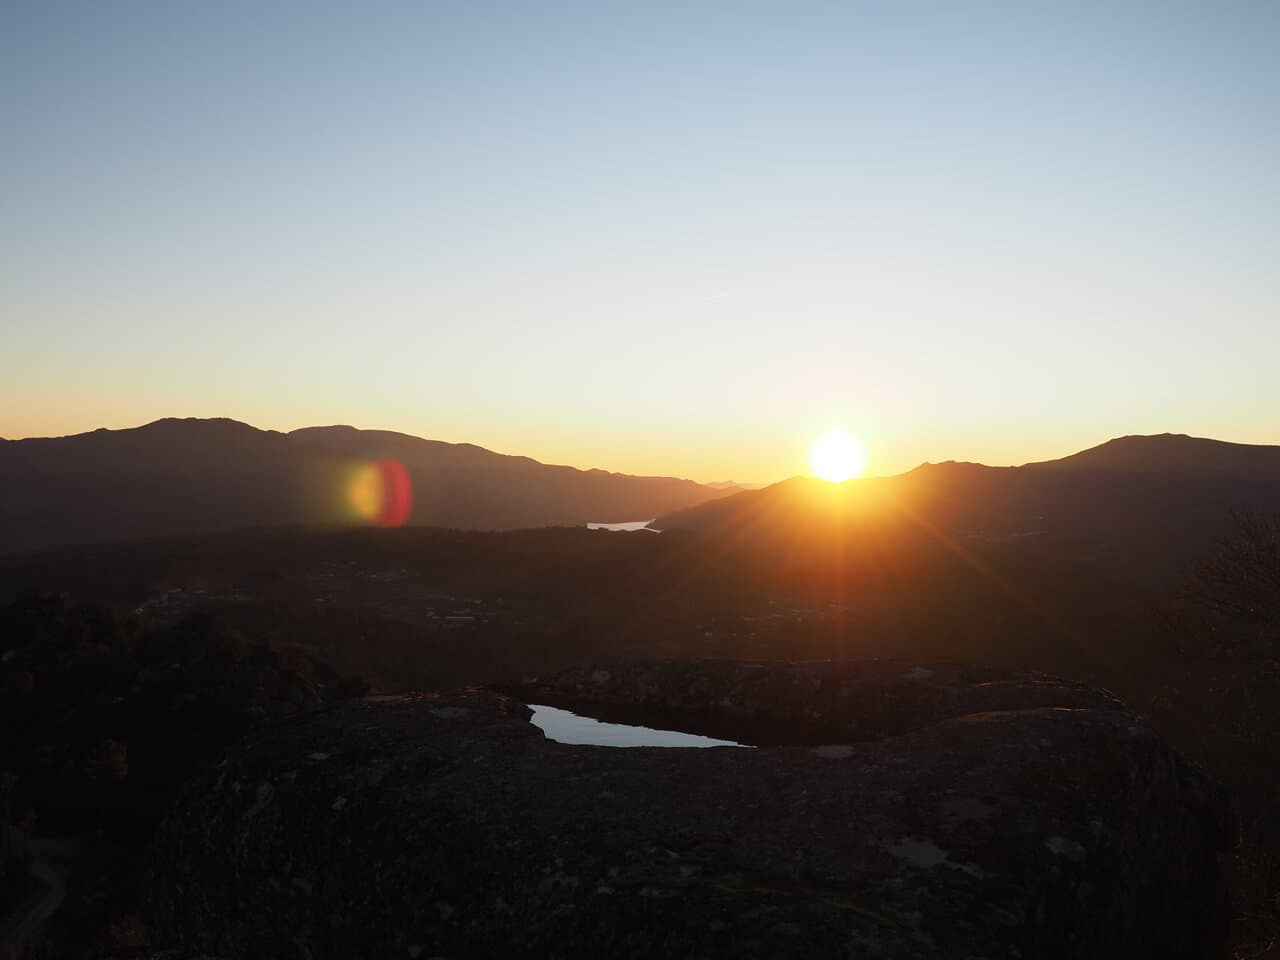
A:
<box><xmin>3</xmin><ymin>1</ymin><xmax>1277</xmax><ymax>483</ymax></box>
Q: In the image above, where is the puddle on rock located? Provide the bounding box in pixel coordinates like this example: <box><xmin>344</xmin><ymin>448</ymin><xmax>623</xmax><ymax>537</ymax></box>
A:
<box><xmin>528</xmin><ymin>704</ymin><xmax>752</xmax><ymax>748</ymax></box>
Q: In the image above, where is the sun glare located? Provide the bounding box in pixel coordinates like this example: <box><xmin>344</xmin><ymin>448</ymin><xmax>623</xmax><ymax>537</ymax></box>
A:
<box><xmin>809</xmin><ymin>430</ymin><xmax>867</xmax><ymax>483</ymax></box>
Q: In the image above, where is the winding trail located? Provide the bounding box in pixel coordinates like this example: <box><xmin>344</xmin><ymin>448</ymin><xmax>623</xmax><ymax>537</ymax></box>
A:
<box><xmin>0</xmin><ymin>833</ymin><xmax>76</xmax><ymax>959</ymax></box>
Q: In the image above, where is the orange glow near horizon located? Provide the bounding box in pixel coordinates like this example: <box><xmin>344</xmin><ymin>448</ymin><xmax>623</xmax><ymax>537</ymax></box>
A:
<box><xmin>348</xmin><ymin>459</ymin><xmax>413</xmax><ymax>527</ymax></box>
<box><xmin>809</xmin><ymin>431</ymin><xmax>867</xmax><ymax>483</ymax></box>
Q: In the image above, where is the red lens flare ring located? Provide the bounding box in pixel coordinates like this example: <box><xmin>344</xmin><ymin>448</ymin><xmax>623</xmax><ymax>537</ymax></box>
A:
<box><xmin>347</xmin><ymin>458</ymin><xmax>412</xmax><ymax>527</ymax></box>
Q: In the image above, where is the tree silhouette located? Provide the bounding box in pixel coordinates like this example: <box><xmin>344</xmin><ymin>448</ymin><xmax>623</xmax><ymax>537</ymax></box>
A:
<box><xmin>1187</xmin><ymin>509</ymin><xmax>1280</xmax><ymax>636</ymax></box>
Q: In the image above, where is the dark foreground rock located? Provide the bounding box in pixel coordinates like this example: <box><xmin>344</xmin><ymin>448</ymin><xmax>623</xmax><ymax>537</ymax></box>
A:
<box><xmin>145</xmin><ymin>660</ymin><xmax>1232</xmax><ymax>959</ymax></box>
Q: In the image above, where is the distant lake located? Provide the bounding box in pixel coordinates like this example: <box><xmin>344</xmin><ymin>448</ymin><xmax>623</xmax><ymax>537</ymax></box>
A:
<box><xmin>529</xmin><ymin>704</ymin><xmax>749</xmax><ymax>748</ymax></box>
<box><xmin>586</xmin><ymin>520</ymin><xmax>657</xmax><ymax>532</ymax></box>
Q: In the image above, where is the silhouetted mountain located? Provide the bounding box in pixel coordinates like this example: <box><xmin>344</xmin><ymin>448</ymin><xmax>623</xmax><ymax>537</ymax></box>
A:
<box><xmin>652</xmin><ymin>435</ymin><xmax>1280</xmax><ymax>585</ymax></box>
<box><xmin>704</xmin><ymin>480</ymin><xmax>767</xmax><ymax>492</ymax></box>
<box><xmin>1023</xmin><ymin>433</ymin><xmax>1280</xmax><ymax>475</ymax></box>
<box><xmin>0</xmin><ymin>419</ymin><xmax>727</xmax><ymax>554</ymax></box>
<box><xmin>288</xmin><ymin>425</ymin><xmax>729</xmax><ymax>530</ymax></box>
<box><xmin>0</xmin><ymin>419</ymin><xmax>331</xmax><ymax>555</ymax></box>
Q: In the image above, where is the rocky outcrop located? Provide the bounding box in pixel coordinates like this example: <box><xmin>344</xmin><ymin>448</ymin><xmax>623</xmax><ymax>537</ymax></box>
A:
<box><xmin>0</xmin><ymin>593</ymin><xmax>368</xmax><ymax>958</ymax></box>
<box><xmin>144</xmin><ymin>660</ymin><xmax>1232</xmax><ymax>959</ymax></box>
<box><xmin>505</xmin><ymin>659</ymin><xmax>1120</xmax><ymax>745</ymax></box>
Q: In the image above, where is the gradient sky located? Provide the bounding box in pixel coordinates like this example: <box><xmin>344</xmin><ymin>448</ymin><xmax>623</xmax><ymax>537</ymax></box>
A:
<box><xmin>3</xmin><ymin>1</ymin><xmax>1277</xmax><ymax>483</ymax></box>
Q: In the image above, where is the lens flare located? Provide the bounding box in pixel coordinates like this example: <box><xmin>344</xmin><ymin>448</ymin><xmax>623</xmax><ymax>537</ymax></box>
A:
<box><xmin>347</xmin><ymin>459</ymin><xmax>413</xmax><ymax>527</ymax></box>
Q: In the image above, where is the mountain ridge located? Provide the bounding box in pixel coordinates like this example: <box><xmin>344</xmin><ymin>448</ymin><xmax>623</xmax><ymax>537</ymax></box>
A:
<box><xmin>0</xmin><ymin>418</ymin><xmax>729</xmax><ymax>555</ymax></box>
<box><xmin>649</xmin><ymin>434</ymin><xmax>1280</xmax><ymax>584</ymax></box>
<box><xmin>1020</xmin><ymin>433</ymin><xmax>1280</xmax><ymax>474</ymax></box>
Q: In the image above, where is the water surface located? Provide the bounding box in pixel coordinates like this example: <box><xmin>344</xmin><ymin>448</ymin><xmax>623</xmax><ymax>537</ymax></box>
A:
<box><xmin>586</xmin><ymin>520</ymin><xmax>657</xmax><ymax>532</ymax></box>
<box><xmin>529</xmin><ymin>703</ymin><xmax>749</xmax><ymax>748</ymax></box>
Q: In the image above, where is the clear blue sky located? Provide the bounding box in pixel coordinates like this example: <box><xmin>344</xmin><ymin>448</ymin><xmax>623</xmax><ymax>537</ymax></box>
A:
<box><xmin>3</xmin><ymin>1</ymin><xmax>1277</xmax><ymax>482</ymax></box>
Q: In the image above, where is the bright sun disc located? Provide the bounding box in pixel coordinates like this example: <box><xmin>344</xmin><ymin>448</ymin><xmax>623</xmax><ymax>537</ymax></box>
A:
<box><xmin>809</xmin><ymin>431</ymin><xmax>867</xmax><ymax>482</ymax></box>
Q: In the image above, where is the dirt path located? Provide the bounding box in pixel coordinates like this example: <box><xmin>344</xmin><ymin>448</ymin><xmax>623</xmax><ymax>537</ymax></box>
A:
<box><xmin>0</xmin><ymin>835</ymin><xmax>76</xmax><ymax>959</ymax></box>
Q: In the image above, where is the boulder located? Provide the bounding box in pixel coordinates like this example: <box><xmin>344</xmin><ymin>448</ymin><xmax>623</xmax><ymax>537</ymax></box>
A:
<box><xmin>144</xmin><ymin>660</ymin><xmax>1232</xmax><ymax>959</ymax></box>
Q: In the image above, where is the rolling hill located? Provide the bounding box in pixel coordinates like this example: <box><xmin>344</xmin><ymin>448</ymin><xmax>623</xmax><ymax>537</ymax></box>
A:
<box><xmin>288</xmin><ymin>424</ymin><xmax>730</xmax><ymax>530</ymax></box>
<box><xmin>0</xmin><ymin>419</ymin><xmax>729</xmax><ymax>554</ymax></box>
<box><xmin>1023</xmin><ymin>433</ymin><xmax>1280</xmax><ymax>475</ymax></box>
<box><xmin>650</xmin><ymin>434</ymin><xmax>1280</xmax><ymax>585</ymax></box>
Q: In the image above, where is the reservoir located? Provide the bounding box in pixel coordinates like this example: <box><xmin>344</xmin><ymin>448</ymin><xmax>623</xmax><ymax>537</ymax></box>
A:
<box><xmin>586</xmin><ymin>520</ymin><xmax>657</xmax><ymax>532</ymax></box>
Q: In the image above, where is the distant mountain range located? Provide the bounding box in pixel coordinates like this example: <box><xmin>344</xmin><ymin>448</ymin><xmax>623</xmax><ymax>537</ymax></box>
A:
<box><xmin>0</xmin><ymin>419</ymin><xmax>730</xmax><ymax>554</ymax></box>
<box><xmin>651</xmin><ymin>434</ymin><xmax>1280</xmax><ymax>584</ymax></box>
<box><xmin>4</xmin><ymin>425</ymin><xmax>1277</xmax><ymax>572</ymax></box>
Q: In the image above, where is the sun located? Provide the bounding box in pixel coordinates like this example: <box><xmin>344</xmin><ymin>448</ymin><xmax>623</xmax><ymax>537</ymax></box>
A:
<box><xmin>809</xmin><ymin>430</ymin><xmax>867</xmax><ymax>482</ymax></box>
